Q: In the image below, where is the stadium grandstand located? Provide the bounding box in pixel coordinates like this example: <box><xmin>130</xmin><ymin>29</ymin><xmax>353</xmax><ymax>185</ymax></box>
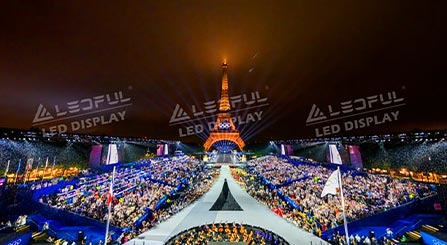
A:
<box><xmin>1</xmin><ymin>128</ymin><xmax>446</xmax><ymax>245</ymax></box>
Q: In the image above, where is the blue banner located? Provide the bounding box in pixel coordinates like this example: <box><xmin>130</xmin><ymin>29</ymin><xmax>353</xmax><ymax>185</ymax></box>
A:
<box><xmin>32</xmin><ymin>179</ymin><xmax>79</xmax><ymax>201</ymax></box>
<box><xmin>1</xmin><ymin>232</ymin><xmax>32</xmax><ymax>245</ymax></box>
<box><xmin>420</xmin><ymin>231</ymin><xmax>447</xmax><ymax>245</ymax></box>
<box><xmin>133</xmin><ymin>209</ymin><xmax>152</xmax><ymax>227</ymax></box>
<box><xmin>154</xmin><ymin>196</ymin><xmax>168</xmax><ymax>210</ymax></box>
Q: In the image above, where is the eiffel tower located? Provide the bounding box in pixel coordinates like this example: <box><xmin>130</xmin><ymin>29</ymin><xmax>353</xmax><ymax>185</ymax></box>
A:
<box><xmin>204</xmin><ymin>61</ymin><xmax>245</xmax><ymax>151</ymax></box>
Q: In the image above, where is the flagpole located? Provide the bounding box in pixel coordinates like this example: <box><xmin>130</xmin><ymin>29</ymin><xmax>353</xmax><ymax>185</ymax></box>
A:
<box><xmin>104</xmin><ymin>166</ymin><xmax>116</xmax><ymax>245</ymax></box>
<box><xmin>41</xmin><ymin>157</ymin><xmax>49</xmax><ymax>185</ymax></box>
<box><xmin>24</xmin><ymin>158</ymin><xmax>34</xmax><ymax>184</ymax></box>
<box><xmin>14</xmin><ymin>159</ymin><xmax>22</xmax><ymax>184</ymax></box>
<box><xmin>36</xmin><ymin>157</ymin><xmax>41</xmax><ymax>171</ymax></box>
<box><xmin>51</xmin><ymin>156</ymin><xmax>56</xmax><ymax>177</ymax></box>
<box><xmin>337</xmin><ymin>166</ymin><xmax>349</xmax><ymax>245</ymax></box>
<box><xmin>4</xmin><ymin>160</ymin><xmax>10</xmax><ymax>177</ymax></box>
<box><xmin>33</xmin><ymin>157</ymin><xmax>40</xmax><ymax>183</ymax></box>
<box><xmin>24</xmin><ymin>159</ymin><xmax>29</xmax><ymax>184</ymax></box>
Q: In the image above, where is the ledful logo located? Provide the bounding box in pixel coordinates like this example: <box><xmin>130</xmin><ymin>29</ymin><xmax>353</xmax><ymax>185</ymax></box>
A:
<box><xmin>169</xmin><ymin>91</ymin><xmax>269</xmax><ymax>137</ymax></box>
<box><xmin>32</xmin><ymin>90</ymin><xmax>132</xmax><ymax>134</ymax></box>
<box><xmin>306</xmin><ymin>90</ymin><xmax>406</xmax><ymax>137</ymax></box>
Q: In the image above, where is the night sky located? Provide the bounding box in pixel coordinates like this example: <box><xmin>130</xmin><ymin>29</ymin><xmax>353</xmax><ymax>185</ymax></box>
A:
<box><xmin>0</xmin><ymin>1</ymin><xmax>443</xmax><ymax>143</ymax></box>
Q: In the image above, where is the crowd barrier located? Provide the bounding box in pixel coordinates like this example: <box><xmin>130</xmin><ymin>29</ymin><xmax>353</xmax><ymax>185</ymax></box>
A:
<box><xmin>131</xmin><ymin>176</ymin><xmax>190</xmax><ymax>229</ymax></box>
<box><xmin>321</xmin><ymin>195</ymin><xmax>439</xmax><ymax>240</ymax></box>
<box><xmin>27</xmin><ymin>201</ymin><xmax>122</xmax><ymax>240</ymax></box>
<box><xmin>133</xmin><ymin>207</ymin><xmax>152</xmax><ymax>228</ymax></box>
<box><xmin>31</xmin><ymin>179</ymin><xmax>79</xmax><ymax>201</ymax></box>
<box><xmin>97</xmin><ymin>161</ymin><xmax>140</xmax><ymax>172</ymax></box>
<box><xmin>153</xmin><ymin>177</ymin><xmax>189</xmax><ymax>211</ymax></box>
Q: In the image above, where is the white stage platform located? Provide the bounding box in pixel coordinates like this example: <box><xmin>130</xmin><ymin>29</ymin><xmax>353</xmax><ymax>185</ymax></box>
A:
<box><xmin>126</xmin><ymin>165</ymin><xmax>328</xmax><ymax>245</ymax></box>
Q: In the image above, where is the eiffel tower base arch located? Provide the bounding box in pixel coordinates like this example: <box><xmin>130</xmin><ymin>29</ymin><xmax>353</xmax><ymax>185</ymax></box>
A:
<box><xmin>204</xmin><ymin>132</ymin><xmax>245</xmax><ymax>152</ymax></box>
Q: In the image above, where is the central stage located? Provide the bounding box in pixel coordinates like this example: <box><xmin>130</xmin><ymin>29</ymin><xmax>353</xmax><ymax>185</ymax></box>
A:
<box><xmin>126</xmin><ymin>166</ymin><xmax>327</xmax><ymax>245</ymax></box>
<box><xmin>206</xmin><ymin>153</ymin><xmax>246</xmax><ymax>168</ymax></box>
<box><xmin>206</xmin><ymin>153</ymin><xmax>245</xmax><ymax>167</ymax></box>
<box><xmin>216</xmin><ymin>153</ymin><xmax>237</xmax><ymax>163</ymax></box>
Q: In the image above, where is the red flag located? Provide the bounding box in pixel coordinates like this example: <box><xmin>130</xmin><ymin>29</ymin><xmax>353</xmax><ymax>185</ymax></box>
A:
<box><xmin>107</xmin><ymin>181</ymin><xmax>113</xmax><ymax>206</ymax></box>
<box><xmin>104</xmin><ymin>166</ymin><xmax>116</xmax><ymax>245</ymax></box>
<box><xmin>26</xmin><ymin>158</ymin><xmax>34</xmax><ymax>171</ymax></box>
<box><xmin>277</xmin><ymin>208</ymin><xmax>283</xmax><ymax>217</ymax></box>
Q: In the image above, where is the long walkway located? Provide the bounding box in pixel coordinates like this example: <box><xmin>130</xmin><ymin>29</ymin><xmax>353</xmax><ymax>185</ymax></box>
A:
<box><xmin>126</xmin><ymin>165</ymin><xmax>327</xmax><ymax>245</ymax></box>
<box><xmin>215</xmin><ymin>153</ymin><xmax>238</xmax><ymax>163</ymax></box>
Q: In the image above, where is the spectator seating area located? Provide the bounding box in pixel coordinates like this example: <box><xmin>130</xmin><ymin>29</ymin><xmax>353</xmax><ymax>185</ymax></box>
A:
<box><xmin>48</xmin><ymin>167</ymin><xmax>170</xmax><ymax>228</ymax></box>
<box><xmin>116</xmin><ymin>167</ymin><xmax>219</xmax><ymax>243</ymax></box>
<box><xmin>30</xmin><ymin>156</ymin><xmax>219</xmax><ymax>244</ymax></box>
<box><xmin>233</xmin><ymin>156</ymin><xmax>438</xmax><ymax>243</ymax></box>
<box><xmin>4</xmin><ymin>154</ymin><xmax>443</xmax><ymax>245</ymax></box>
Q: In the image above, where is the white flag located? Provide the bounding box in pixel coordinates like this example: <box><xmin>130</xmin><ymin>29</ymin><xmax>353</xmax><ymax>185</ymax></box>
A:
<box><xmin>281</xmin><ymin>144</ymin><xmax>286</xmax><ymax>155</ymax></box>
<box><xmin>4</xmin><ymin>160</ymin><xmax>10</xmax><ymax>176</ymax></box>
<box><xmin>329</xmin><ymin>144</ymin><xmax>343</xmax><ymax>165</ymax></box>
<box><xmin>321</xmin><ymin>168</ymin><xmax>340</xmax><ymax>197</ymax></box>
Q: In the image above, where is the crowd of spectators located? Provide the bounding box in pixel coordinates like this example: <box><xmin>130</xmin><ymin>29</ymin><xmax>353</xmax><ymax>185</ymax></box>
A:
<box><xmin>235</xmin><ymin>156</ymin><xmax>437</xmax><ymax>241</ymax></box>
<box><xmin>0</xmin><ymin>215</ymin><xmax>27</xmax><ymax>229</ymax></box>
<box><xmin>328</xmin><ymin>231</ymin><xmax>396</xmax><ymax>245</ymax></box>
<box><xmin>249</xmin><ymin>156</ymin><xmax>309</xmax><ymax>185</ymax></box>
<box><xmin>38</xmin><ymin>157</ymin><xmax>213</xmax><ymax>231</ymax></box>
<box><xmin>0</xmin><ymin>214</ymin><xmax>28</xmax><ymax>234</ymax></box>
<box><xmin>117</xmin><ymin>167</ymin><xmax>220</xmax><ymax>242</ymax></box>
<box><xmin>33</xmin><ymin>156</ymin><xmax>220</xmax><ymax>244</ymax></box>
<box><xmin>142</xmin><ymin>157</ymin><xmax>202</xmax><ymax>186</ymax></box>
<box><xmin>0</xmin><ymin>220</ymin><xmax>13</xmax><ymax>228</ymax></box>
<box><xmin>42</xmin><ymin>167</ymin><xmax>167</xmax><ymax>228</ymax></box>
<box><xmin>19</xmin><ymin>153</ymin><xmax>440</xmax><ymax>245</ymax></box>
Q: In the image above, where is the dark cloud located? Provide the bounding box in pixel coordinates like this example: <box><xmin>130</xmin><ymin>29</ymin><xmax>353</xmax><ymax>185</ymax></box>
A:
<box><xmin>0</xmin><ymin>1</ymin><xmax>443</xmax><ymax>142</ymax></box>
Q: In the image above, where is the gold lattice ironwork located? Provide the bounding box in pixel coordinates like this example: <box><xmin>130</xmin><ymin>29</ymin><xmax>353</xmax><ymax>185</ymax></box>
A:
<box><xmin>204</xmin><ymin>62</ymin><xmax>245</xmax><ymax>151</ymax></box>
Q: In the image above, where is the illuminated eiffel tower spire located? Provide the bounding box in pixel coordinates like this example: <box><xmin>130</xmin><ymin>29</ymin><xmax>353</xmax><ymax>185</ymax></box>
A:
<box><xmin>219</xmin><ymin>60</ymin><xmax>231</xmax><ymax>112</ymax></box>
<box><xmin>204</xmin><ymin>61</ymin><xmax>245</xmax><ymax>152</ymax></box>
